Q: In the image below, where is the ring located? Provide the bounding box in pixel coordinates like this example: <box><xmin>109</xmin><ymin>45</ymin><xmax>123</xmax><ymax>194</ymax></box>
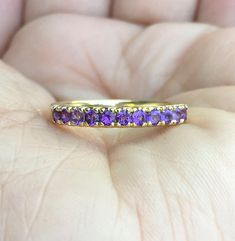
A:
<box><xmin>51</xmin><ymin>100</ymin><xmax>188</xmax><ymax>128</ymax></box>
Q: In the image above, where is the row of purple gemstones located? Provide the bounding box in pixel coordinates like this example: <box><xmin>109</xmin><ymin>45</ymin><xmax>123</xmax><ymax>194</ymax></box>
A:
<box><xmin>52</xmin><ymin>107</ymin><xmax>187</xmax><ymax>127</ymax></box>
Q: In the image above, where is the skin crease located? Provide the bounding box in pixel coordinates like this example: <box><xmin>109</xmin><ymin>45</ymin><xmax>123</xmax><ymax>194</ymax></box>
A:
<box><xmin>0</xmin><ymin>1</ymin><xmax>235</xmax><ymax>241</ymax></box>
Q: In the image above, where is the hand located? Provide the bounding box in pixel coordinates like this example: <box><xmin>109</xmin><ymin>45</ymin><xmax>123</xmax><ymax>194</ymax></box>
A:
<box><xmin>1</xmin><ymin>1</ymin><xmax>235</xmax><ymax>240</ymax></box>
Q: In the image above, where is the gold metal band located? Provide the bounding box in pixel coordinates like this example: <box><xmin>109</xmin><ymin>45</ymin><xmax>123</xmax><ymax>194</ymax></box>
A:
<box><xmin>51</xmin><ymin>99</ymin><xmax>188</xmax><ymax>128</ymax></box>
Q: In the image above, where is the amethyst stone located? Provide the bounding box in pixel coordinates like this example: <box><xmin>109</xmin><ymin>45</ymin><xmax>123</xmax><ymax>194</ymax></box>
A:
<box><xmin>53</xmin><ymin>110</ymin><xmax>61</xmax><ymax>122</ymax></box>
<box><xmin>162</xmin><ymin>109</ymin><xmax>173</xmax><ymax>125</ymax></box>
<box><xmin>172</xmin><ymin>108</ymin><xmax>182</xmax><ymax>123</ymax></box>
<box><xmin>61</xmin><ymin>109</ymin><xmax>71</xmax><ymax>123</ymax></box>
<box><xmin>132</xmin><ymin>110</ymin><xmax>146</xmax><ymax>126</ymax></box>
<box><xmin>85</xmin><ymin>109</ymin><xmax>99</xmax><ymax>126</ymax></box>
<box><xmin>146</xmin><ymin>109</ymin><xmax>161</xmax><ymax>126</ymax></box>
<box><xmin>101</xmin><ymin>109</ymin><xmax>116</xmax><ymax>126</ymax></box>
<box><xmin>71</xmin><ymin>109</ymin><xmax>84</xmax><ymax>125</ymax></box>
<box><xmin>116</xmin><ymin>109</ymin><xmax>131</xmax><ymax>126</ymax></box>
<box><xmin>180</xmin><ymin>109</ymin><xmax>187</xmax><ymax>120</ymax></box>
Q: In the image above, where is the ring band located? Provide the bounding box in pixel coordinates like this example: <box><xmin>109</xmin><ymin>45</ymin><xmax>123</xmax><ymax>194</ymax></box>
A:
<box><xmin>51</xmin><ymin>100</ymin><xmax>188</xmax><ymax>128</ymax></box>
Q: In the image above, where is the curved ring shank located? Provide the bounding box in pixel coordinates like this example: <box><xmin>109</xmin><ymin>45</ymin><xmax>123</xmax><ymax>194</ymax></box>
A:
<box><xmin>51</xmin><ymin>99</ymin><xmax>188</xmax><ymax>128</ymax></box>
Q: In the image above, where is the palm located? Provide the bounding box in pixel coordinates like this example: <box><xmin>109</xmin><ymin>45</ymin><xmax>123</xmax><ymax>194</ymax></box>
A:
<box><xmin>1</xmin><ymin>1</ymin><xmax>235</xmax><ymax>240</ymax></box>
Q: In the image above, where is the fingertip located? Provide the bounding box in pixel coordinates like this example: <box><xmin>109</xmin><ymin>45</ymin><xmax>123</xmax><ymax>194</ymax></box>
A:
<box><xmin>112</xmin><ymin>0</ymin><xmax>197</xmax><ymax>24</ymax></box>
<box><xmin>25</xmin><ymin>0</ymin><xmax>111</xmax><ymax>22</ymax></box>
<box><xmin>197</xmin><ymin>0</ymin><xmax>235</xmax><ymax>27</ymax></box>
<box><xmin>0</xmin><ymin>0</ymin><xmax>23</xmax><ymax>55</ymax></box>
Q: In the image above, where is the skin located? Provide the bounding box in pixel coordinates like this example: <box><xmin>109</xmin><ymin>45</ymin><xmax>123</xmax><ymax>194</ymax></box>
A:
<box><xmin>0</xmin><ymin>1</ymin><xmax>235</xmax><ymax>240</ymax></box>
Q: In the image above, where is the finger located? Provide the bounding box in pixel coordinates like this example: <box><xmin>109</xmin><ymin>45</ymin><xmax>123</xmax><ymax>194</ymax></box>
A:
<box><xmin>158</xmin><ymin>28</ymin><xmax>235</xmax><ymax>99</ymax></box>
<box><xmin>4</xmin><ymin>15</ymin><xmax>141</xmax><ymax>100</ymax></box>
<box><xmin>168</xmin><ymin>86</ymin><xmax>235</xmax><ymax>113</ymax></box>
<box><xmin>113</xmin><ymin>0</ymin><xmax>197</xmax><ymax>24</ymax></box>
<box><xmin>197</xmin><ymin>0</ymin><xmax>235</xmax><ymax>27</ymax></box>
<box><xmin>0</xmin><ymin>61</ymin><xmax>52</xmax><ymax>113</ymax></box>
<box><xmin>4</xmin><ymin>16</ymin><xmax>214</xmax><ymax>101</ymax></box>
<box><xmin>0</xmin><ymin>0</ymin><xmax>23</xmax><ymax>55</ymax></box>
<box><xmin>25</xmin><ymin>0</ymin><xmax>111</xmax><ymax>22</ymax></box>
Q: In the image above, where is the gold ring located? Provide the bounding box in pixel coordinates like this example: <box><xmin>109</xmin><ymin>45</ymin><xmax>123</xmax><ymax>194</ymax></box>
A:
<box><xmin>51</xmin><ymin>99</ymin><xmax>188</xmax><ymax>128</ymax></box>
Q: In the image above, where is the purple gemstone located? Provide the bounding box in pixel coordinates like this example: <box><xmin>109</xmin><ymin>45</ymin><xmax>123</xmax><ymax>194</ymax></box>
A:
<box><xmin>101</xmin><ymin>110</ymin><xmax>115</xmax><ymax>126</ymax></box>
<box><xmin>162</xmin><ymin>109</ymin><xmax>173</xmax><ymax>125</ymax></box>
<box><xmin>132</xmin><ymin>110</ymin><xmax>146</xmax><ymax>126</ymax></box>
<box><xmin>71</xmin><ymin>109</ymin><xmax>84</xmax><ymax>125</ymax></box>
<box><xmin>53</xmin><ymin>110</ymin><xmax>61</xmax><ymax>122</ymax></box>
<box><xmin>180</xmin><ymin>109</ymin><xmax>187</xmax><ymax>120</ymax></box>
<box><xmin>85</xmin><ymin>109</ymin><xmax>99</xmax><ymax>126</ymax></box>
<box><xmin>116</xmin><ymin>109</ymin><xmax>131</xmax><ymax>126</ymax></box>
<box><xmin>61</xmin><ymin>109</ymin><xmax>71</xmax><ymax>123</ymax></box>
<box><xmin>147</xmin><ymin>109</ymin><xmax>161</xmax><ymax>126</ymax></box>
<box><xmin>172</xmin><ymin>108</ymin><xmax>182</xmax><ymax>123</ymax></box>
